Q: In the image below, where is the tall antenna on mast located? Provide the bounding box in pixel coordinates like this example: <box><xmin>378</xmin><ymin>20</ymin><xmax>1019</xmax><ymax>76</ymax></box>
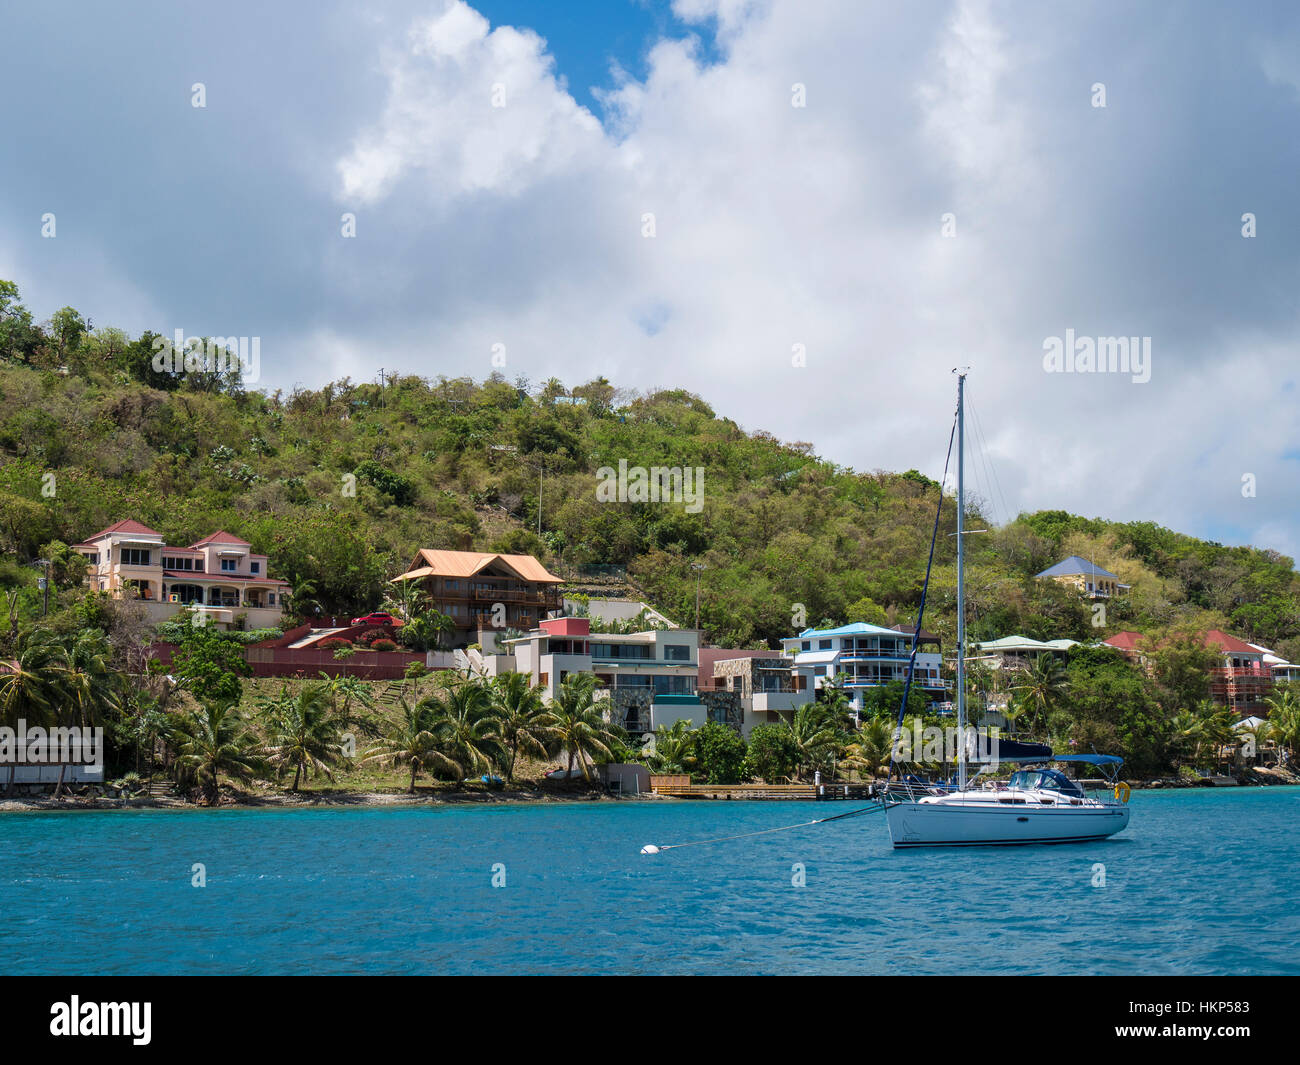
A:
<box><xmin>954</xmin><ymin>368</ymin><xmax>969</xmax><ymax>790</ymax></box>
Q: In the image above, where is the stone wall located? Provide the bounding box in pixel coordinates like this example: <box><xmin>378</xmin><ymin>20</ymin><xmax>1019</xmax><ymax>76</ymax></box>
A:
<box><xmin>700</xmin><ymin>690</ymin><xmax>742</xmax><ymax>733</ymax></box>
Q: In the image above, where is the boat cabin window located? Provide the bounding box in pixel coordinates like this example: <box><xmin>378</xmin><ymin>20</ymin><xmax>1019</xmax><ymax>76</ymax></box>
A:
<box><xmin>1008</xmin><ymin>769</ymin><xmax>1083</xmax><ymax>797</ymax></box>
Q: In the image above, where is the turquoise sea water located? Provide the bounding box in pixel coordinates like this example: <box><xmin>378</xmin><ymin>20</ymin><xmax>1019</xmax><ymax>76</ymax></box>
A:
<box><xmin>2</xmin><ymin>787</ymin><xmax>1297</xmax><ymax>974</ymax></box>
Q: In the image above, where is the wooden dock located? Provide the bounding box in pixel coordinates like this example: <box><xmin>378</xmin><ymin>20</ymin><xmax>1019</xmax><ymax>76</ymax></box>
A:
<box><xmin>648</xmin><ymin>778</ymin><xmax>874</xmax><ymax>801</ymax></box>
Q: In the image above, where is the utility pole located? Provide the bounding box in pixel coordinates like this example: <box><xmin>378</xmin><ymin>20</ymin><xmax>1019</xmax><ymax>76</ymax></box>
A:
<box><xmin>35</xmin><ymin>558</ymin><xmax>50</xmax><ymax>616</ymax></box>
<box><xmin>691</xmin><ymin>562</ymin><xmax>706</xmax><ymax>632</ymax></box>
<box><xmin>491</xmin><ymin>444</ymin><xmax>547</xmax><ymax>536</ymax></box>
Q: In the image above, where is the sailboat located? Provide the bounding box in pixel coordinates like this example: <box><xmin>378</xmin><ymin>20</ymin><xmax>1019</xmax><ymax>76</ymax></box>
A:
<box><xmin>880</xmin><ymin>371</ymin><xmax>1132</xmax><ymax>847</ymax></box>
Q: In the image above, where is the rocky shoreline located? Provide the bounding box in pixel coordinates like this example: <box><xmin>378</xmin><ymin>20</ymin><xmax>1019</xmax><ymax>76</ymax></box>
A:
<box><xmin>1134</xmin><ymin>766</ymin><xmax>1297</xmax><ymax>788</ymax></box>
<box><xmin>0</xmin><ymin>785</ymin><xmax>655</xmax><ymax>812</ymax></box>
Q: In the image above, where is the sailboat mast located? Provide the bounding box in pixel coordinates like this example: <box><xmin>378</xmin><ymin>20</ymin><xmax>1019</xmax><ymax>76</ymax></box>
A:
<box><xmin>956</xmin><ymin>371</ymin><xmax>967</xmax><ymax>789</ymax></box>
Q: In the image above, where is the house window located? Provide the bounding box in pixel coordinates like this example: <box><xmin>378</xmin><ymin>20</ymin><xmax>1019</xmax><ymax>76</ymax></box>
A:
<box><xmin>121</xmin><ymin>548</ymin><xmax>151</xmax><ymax>567</ymax></box>
<box><xmin>801</xmin><ymin>641</ymin><xmax>810</xmax><ymax>651</ymax></box>
<box><xmin>268</xmin><ymin>593</ymin><xmax>275</xmax><ymax>605</ymax></box>
<box><xmin>221</xmin><ymin>559</ymin><xmax>237</xmax><ymax>572</ymax></box>
<box><xmin>664</xmin><ymin>644</ymin><xmax>691</xmax><ymax>661</ymax></box>
<box><xmin>819</xmin><ymin>639</ymin><xmax>832</xmax><ymax>650</ymax></box>
<box><xmin>251</xmin><ymin>561</ymin><xmax>260</xmax><ymax>574</ymax></box>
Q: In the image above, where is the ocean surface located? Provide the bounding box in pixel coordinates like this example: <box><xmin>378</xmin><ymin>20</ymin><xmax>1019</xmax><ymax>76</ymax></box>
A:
<box><xmin>3</xmin><ymin>787</ymin><xmax>1297</xmax><ymax>974</ymax></box>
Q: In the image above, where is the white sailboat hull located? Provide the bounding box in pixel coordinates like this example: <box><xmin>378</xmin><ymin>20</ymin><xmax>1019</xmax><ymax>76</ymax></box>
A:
<box><xmin>885</xmin><ymin>798</ymin><xmax>1130</xmax><ymax>847</ymax></box>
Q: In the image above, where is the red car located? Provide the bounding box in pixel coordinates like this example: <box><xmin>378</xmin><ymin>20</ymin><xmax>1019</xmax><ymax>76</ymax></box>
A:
<box><xmin>350</xmin><ymin>611</ymin><xmax>398</xmax><ymax>627</ymax></box>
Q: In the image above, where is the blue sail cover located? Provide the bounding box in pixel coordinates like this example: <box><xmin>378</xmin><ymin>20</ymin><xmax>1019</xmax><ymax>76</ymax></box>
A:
<box><xmin>977</xmin><ymin>739</ymin><xmax>1053</xmax><ymax>763</ymax></box>
<box><xmin>1052</xmin><ymin>753</ymin><xmax>1124</xmax><ymax>765</ymax></box>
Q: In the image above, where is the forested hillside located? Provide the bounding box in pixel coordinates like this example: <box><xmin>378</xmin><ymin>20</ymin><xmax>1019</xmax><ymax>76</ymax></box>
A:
<box><xmin>3</xmin><ymin>279</ymin><xmax>1299</xmax><ymax>656</ymax></box>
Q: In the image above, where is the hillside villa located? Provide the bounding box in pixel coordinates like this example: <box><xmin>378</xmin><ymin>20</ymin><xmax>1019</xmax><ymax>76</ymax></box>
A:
<box><xmin>1035</xmin><ymin>555</ymin><xmax>1131</xmax><ymax>599</ymax></box>
<box><xmin>706</xmin><ymin>652</ymin><xmax>811</xmax><ymax>736</ymax></box>
<box><xmin>780</xmin><ymin>622</ymin><xmax>950</xmax><ymax>715</ymax></box>
<box><xmin>1103</xmin><ymin>628</ymin><xmax>1283</xmax><ymax>715</ymax></box>
<box><xmin>970</xmin><ymin>634</ymin><xmax>1079</xmax><ymax>671</ymax></box>
<box><xmin>390</xmin><ymin>549</ymin><xmax>564</xmax><ymax>647</ymax></box>
<box><xmin>74</xmin><ymin>520</ymin><xmax>288</xmax><ymax>629</ymax></box>
<box><xmin>477</xmin><ymin>616</ymin><xmax>705</xmax><ymax>737</ymax></box>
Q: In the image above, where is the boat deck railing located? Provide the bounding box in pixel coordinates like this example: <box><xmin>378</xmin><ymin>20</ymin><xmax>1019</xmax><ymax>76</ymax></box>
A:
<box><xmin>882</xmin><ymin>778</ymin><xmax>1126</xmax><ymax>807</ymax></box>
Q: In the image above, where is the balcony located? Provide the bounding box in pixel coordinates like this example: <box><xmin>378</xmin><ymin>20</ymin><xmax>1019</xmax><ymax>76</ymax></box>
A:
<box><xmin>752</xmin><ymin>691</ymin><xmax>812</xmax><ymax>713</ymax></box>
<box><xmin>840</xmin><ymin>648</ymin><xmax>910</xmax><ymax>661</ymax></box>
<box><xmin>591</xmin><ymin>655</ymin><xmax>697</xmax><ymax>669</ymax></box>
<box><xmin>470</xmin><ymin>587</ymin><xmax>555</xmax><ymax>604</ymax></box>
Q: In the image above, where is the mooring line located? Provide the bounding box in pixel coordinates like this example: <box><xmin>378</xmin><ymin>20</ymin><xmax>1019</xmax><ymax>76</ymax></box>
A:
<box><xmin>640</xmin><ymin>803</ymin><xmax>885</xmax><ymax>854</ymax></box>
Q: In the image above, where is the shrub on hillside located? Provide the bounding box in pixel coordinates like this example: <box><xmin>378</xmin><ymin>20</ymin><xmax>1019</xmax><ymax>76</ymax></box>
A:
<box><xmin>694</xmin><ymin>722</ymin><xmax>748</xmax><ymax>784</ymax></box>
<box><xmin>354</xmin><ymin>626</ymin><xmax>395</xmax><ymax>647</ymax></box>
<box><xmin>318</xmin><ymin>637</ymin><xmax>352</xmax><ymax>650</ymax></box>
<box><xmin>370</xmin><ymin>638</ymin><xmax>399</xmax><ymax>652</ymax></box>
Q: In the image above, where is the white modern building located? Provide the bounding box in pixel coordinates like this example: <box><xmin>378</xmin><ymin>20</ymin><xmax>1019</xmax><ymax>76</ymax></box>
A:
<box><xmin>709</xmin><ymin>653</ymin><xmax>812</xmax><ymax>736</ymax></box>
<box><xmin>481</xmin><ymin>616</ymin><xmax>704</xmax><ymax>736</ymax></box>
<box><xmin>780</xmin><ymin>623</ymin><xmax>950</xmax><ymax>712</ymax></box>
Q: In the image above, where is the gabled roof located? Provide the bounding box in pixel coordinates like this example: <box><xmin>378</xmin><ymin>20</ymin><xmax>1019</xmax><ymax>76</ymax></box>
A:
<box><xmin>1035</xmin><ymin>555</ymin><xmax>1121</xmax><ymax>580</ymax></box>
<box><xmin>81</xmin><ymin>519</ymin><xmax>163</xmax><ymax>542</ymax></box>
<box><xmin>1103</xmin><ymin>630</ymin><xmax>1146</xmax><ymax>651</ymax></box>
<box><xmin>397</xmin><ymin>549</ymin><xmax>562</xmax><ymax>584</ymax></box>
<box><xmin>1201</xmin><ymin>629</ymin><xmax>1260</xmax><ymax>655</ymax></box>
<box><xmin>189</xmin><ymin>530</ymin><xmax>252</xmax><ymax>548</ymax></box>
<box><xmin>973</xmin><ymin>635</ymin><xmax>1058</xmax><ymax>652</ymax></box>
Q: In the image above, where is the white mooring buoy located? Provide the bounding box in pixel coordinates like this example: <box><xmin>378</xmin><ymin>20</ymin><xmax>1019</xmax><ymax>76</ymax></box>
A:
<box><xmin>640</xmin><ymin>844</ymin><xmax>661</xmax><ymax>855</ymax></box>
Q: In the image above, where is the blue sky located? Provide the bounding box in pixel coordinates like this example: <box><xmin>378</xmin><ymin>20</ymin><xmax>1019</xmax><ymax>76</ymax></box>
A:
<box><xmin>473</xmin><ymin>1</ymin><xmax>721</xmax><ymax>111</ymax></box>
<box><xmin>2</xmin><ymin>0</ymin><xmax>1299</xmax><ymax>561</ymax></box>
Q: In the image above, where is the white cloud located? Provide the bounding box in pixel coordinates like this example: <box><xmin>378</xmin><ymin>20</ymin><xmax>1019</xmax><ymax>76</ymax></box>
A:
<box><xmin>319</xmin><ymin>0</ymin><xmax>1300</xmax><ymax>561</ymax></box>
<box><xmin>337</xmin><ymin>0</ymin><xmax>605</xmax><ymax>202</ymax></box>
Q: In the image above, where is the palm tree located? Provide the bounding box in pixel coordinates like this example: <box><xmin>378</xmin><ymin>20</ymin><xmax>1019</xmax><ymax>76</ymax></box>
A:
<box><xmin>489</xmin><ymin>672</ymin><xmax>552</xmax><ymax>781</ymax></box>
<box><xmin>261</xmin><ymin>683</ymin><xmax>346</xmax><ymax>792</ymax></box>
<box><xmin>63</xmin><ymin>628</ymin><xmax>122</xmax><ymax>727</ymax></box>
<box><xmin>171</xmin><ymin>701</ymin><xmax>265</xmax><ymax>805</ymax></box>
<box><xmin>842</xmin><ymin>718</ymin><xmax>892</xmax><ymax>779</ymax></box>
<box><xmin>286</xmin><ymin>577</ymin><xmax>322</xmax><ymax>620</ymax></box>
<box><xmin>1194</xmin><ymin>700</ymin><xmax>1236</xmax><ymax>768</ymax></box>
<box><xmin>383</xmin><ymin>582</ymin><xmax>427</xmax><ymax>622</ymax></box>
<box><xmin>1012</xmin><ymin>655</ymin><xmax>1069</xmax><ymax>736</ymax></box>
<box><xmin>396</xmin><ymin>609</ymin><xmax>455</xmax><ymax>653</ymax></box>
<box><xmin>782</xmin><ymin>705</ymin><xmax>839</xmax><ymax>781</ymax></box>
<box><xmin>999</xmin><ymin>693</ymin><xmax>1029</xmax><ymax>736</ymax></box>
<box><xmin>428</xmin><ymin>610</ymin><xmax>456</xmax><ymax>651</ymax></box>
<box><xmin>425</xmin><ymin>681</ymin><xmax>503</xmax><ymax>779</ymax></box>
<box><xmin>319</xmin><ymin>673</ymin><xmax>379</xmax><ymax>736</ymax></box>
<box><xmin>1265</xmin><ymin>687</ymin><xmax>1300</xmax><ymax>766</ymax></box>
<box><xmin>1169</xmin><ymin>708</ymin><xmax>1204</xmax><ymax>768</ymax></box>
<box><xmin>813</xmin><ymin>673</ymin><xmax>856</xmax><ymax>731</ymax></box>
<box><xmin>361</xmin><ymin>695</ymin><xmax>460</xmax><ymax>793</ymax></box>
<box><xmin>647</xmin><ymin>718</ymin><xmax>697</xmax><ymax>773</ymax></box>
<box><xmin>0</xmin><ymin>628</ymin><xmax>69</xmax><ymax>729</ymax></box>
<box><xmin>546</xmin><ymin>674</ymin><xmax>621</xmax><ymax>782</ymax></box>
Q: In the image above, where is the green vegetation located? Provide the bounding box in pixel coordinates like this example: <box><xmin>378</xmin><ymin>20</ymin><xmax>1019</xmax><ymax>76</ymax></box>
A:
<box><xmin>3</xmin><ymin>279</ymin><xmax>1300</xmax><ymax>791</ymax></box>
<box><xmin>5</xmin><ymin>280</ymin><xmax>1298</xmax><ymax>657</ymax></box>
